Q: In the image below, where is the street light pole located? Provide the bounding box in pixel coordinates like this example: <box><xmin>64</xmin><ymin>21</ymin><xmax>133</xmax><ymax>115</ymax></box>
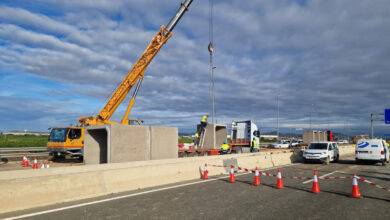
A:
<box><xmin>310</xmin><ymin>104</ymin><xmax>313</xmax><ymax>130</ymax></box>
<box><xmin>371</xmin><ymin>113</ymin><xmax>374</xmax><ymax>139</ymax></box>
<box><xmin>277</xmin><ymin>91</ymin><xmax>280</xmax><ymax>140</ymax></box>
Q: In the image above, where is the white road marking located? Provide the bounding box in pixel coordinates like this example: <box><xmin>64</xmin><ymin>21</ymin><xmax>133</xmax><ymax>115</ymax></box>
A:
<box><xmin>302</xmin><ymin>171</ymin><xmax>338</xmax><ymax>184</ymax></box>
<box><xmin>2</xmin><ymin>163</ymin><xmax>299</xmax><ymax>220</ymax></box>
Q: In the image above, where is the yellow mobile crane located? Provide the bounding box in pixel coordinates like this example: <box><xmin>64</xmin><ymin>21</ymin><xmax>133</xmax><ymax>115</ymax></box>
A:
<box><xmin>47</xmin><ymin>0</ymin><xmax>194</xmax><ymax>160</ymax></box>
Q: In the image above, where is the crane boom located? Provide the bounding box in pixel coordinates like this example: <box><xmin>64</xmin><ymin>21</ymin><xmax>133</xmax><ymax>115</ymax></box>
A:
<box><xmin>79</xmin><ymin>0</ymin><xmax>193</xmax><ymax>126</ymax></box>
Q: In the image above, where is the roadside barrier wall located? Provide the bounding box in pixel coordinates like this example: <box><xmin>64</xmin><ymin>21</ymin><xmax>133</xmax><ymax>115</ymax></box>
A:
<box><xmin>0</xmin><ymin>145</ymin><xmax>355</xmax><ymax>214</ymax></box>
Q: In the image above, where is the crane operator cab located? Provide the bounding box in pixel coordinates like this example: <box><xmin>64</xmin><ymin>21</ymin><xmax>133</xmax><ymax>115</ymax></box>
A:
<box><xmin>47</xmin><ymin>127</ymin><xmax>84</xmax><ymax>160</ymax></box>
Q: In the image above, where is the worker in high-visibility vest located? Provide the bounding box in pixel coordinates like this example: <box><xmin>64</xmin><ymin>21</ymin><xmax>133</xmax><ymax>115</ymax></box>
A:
<box><xmin>252</xmin><ymin>137</ymin><xmax>259</xmax><ymax>152</ymax></box>
<box><xmin>194</xmin><ymin>132</ymin><xmax>199</xmax><ymax>148</ymax></box>
<box><xmin>200</xmin><ymin>115</ymin><xmax>208</xmax><ymax>132</ymax></box>
<box><xmin>221</xmin><ymin>141</ymin><xmax>229</xmax><ymax>154</ymax></box>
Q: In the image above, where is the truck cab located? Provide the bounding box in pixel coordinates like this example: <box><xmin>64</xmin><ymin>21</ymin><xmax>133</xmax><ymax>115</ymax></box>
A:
<box><xmin>230</xmin><ymin>120</ymin><xmax>260</xmax><ymax>153</ymax></box>
<box><xmin>47</xmin><ymin>127</ymin><xmax>84</xmax><ymax>160</ymax></box>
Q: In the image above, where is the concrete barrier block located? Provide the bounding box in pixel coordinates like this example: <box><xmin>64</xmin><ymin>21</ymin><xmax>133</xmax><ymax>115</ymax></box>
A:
<box><xmin>0</xmin><ymin>171</ymin><xmax>106</xmax><ymax>214</ymax></box>
<box><xmin>0</xmin><ymin>146</ymin><xmax>357</xmax><ymax>214</ymax></box>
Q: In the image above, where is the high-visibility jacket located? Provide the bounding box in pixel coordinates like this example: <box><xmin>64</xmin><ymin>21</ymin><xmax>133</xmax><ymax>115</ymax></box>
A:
<box><xmin>195</xmin><ymin>133</ymin><xmax>199</xmax><ymax>138</ymax></box>
<box><xmin>253</xmin><ymin>139</ymin><xmax>259</xmax><ymax>149</ymax></box>
<box><xmin>201</xmin><ymin>116</ymin><xmax>207</xmax><ymax>123</ymax></box>
<box><xmin>221</xmin><ymin>144</ymin><xmax>229</xmax><ymax>150</ymax></box>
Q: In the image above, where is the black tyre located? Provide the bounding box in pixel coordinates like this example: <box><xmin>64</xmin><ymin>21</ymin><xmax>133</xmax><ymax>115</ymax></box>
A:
<box><xmin>334</xmin><ymin>154</ymin><xmax>339</xmax><ymax>162</ymax></box>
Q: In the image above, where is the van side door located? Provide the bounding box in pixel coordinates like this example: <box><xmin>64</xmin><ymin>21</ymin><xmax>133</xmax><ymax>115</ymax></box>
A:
<box><xmin>332</xmin><ymin>143</ymin><xmax>339</xmax><ymax>158</ymax></box>
<box><xmin>328</xmin><ymin>143</ymin><xmax>334</xmax><ymax>160</ymax></box>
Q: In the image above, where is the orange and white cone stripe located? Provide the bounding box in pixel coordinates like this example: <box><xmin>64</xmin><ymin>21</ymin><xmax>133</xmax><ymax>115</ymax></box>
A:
<box><xmin>203</xmin><ymin>163</ymin><xmax>208</xmax><ymax>179</ymax></box>
<box><xmin>253</xmin><ymin>167</ymin><xmax>260</xmax><ymax>186</ymax></box>
<box><xmin>22</xmin><ymin>155</ymin><xmax>28</xmax><ymax>167</ymax></box>
<box><xmin>229</xmin><ymin>165</ymin><xmax>236</xmax><ymax>183</ymax></box>
<box><xmin>351</xmin><ymin>174</ymin><xmax>361</xmax><ymax>198</ymax></box>
<box><xmin>32</xmin><ymin>158</ymin><xmax>38</xmax><ymax>169</ymax></box>
<box><xmin>312</xmin><ymin>171</ymin><xmax>320</xmax><ymax>193</ymax></box>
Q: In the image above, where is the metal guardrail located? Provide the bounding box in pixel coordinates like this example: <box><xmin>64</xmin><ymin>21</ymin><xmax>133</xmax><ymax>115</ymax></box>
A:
<box><xmin>0</xmin><ymin>147</ymin><xmax>47</xmax><ymax>152</ymax></box>
<box><xmin>0</xmin><ymin>147</ymin><xmax>49</xmax><ymax>159</ymax></box>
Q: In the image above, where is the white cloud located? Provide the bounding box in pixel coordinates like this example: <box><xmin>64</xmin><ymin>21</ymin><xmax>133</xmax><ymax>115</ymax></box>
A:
<box><xmin>0</xmin><ymin>0</ymin><xmax>389</xmax><ymax>135</ymax></box>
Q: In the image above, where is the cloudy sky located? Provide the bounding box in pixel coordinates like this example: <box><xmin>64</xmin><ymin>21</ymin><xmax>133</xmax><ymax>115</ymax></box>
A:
<box><xmin>0</xmin><ymin>0</ymin><xmax>389</xmax><ymax>136</ymax></box>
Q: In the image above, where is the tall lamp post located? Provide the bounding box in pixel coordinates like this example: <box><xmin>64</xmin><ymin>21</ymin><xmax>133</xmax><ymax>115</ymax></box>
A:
<box><xmin>310</xmin><ymin>104</ymin><xmax>314</xmax><ymax>130</ymax></box>
<box><xmin>277</xmin><ymin>91</ymin><xmax>280</xmax><ymax>140</ymax></box>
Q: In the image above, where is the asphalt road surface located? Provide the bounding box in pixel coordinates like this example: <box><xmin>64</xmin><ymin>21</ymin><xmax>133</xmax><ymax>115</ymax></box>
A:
<box><xmin>2</xmin><ymin>155</ymin><xmax>389</xmax><ymax>220</ymax></box>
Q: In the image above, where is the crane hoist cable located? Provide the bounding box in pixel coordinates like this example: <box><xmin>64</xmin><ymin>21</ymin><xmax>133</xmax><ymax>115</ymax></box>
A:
<box><xmin>208</xmin><ymin>0</ymin><xmax>216</xmax><ymax>124</ymax></box>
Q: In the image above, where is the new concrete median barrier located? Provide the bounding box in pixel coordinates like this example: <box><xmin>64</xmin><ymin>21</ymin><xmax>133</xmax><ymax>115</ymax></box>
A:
<box><xmin>0</xmin><ymin>145</ymin><xmax>355</xmax><ymax>214</ymax></box>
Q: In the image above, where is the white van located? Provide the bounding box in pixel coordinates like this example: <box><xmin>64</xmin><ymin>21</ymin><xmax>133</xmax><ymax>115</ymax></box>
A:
<box><xmin>303</xmin><ymin>142</ymin><xmax>339</xmax><ymax>164</ymax></box>
<box><xmin>355</xmin><ymin>139</ymin><xmax>389</xmax><ymax>165</ymax></box>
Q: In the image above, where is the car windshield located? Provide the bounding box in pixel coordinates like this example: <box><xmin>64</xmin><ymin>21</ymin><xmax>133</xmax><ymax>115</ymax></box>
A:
<box><xmin>49</xmin><ymin>128</ymin><xmax>69</xmax><ymax>142</ymax></box>
<box><xmin>307</xmin><ymin>143</ymin><xmax>328</xmax><ymax>150</ymax></box>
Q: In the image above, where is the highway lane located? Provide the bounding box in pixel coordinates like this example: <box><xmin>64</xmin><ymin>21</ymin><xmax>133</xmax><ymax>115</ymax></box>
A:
<box><xmin>1</xmin><ymin>155</ymin><xmax>389</xmax><ymax>220</ymax></box>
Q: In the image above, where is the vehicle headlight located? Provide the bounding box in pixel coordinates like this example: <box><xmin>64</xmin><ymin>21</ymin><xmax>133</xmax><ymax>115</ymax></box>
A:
<box><xmin>303</xmin><ymin>152</ymin><xmax>307</xmax><ymax>155</ymax></box>
<box><xmin>321</xmin><ymin>152</ymin><xmax>326</xmax><ymax>155</ymax></box>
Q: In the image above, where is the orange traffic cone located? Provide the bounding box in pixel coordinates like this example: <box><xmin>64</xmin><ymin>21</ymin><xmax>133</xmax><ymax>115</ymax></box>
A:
<box><xmin>69</xmin><ymin>164</ymin><xmax>72</xmax><ymax>166</ymax></box>
<box><xmin>312</xmin><ymin>171</ymin><xmax>320</xmax><ymax>193</ymax></box>
<box><xmin>33</xmin><ymin>157</ymin><xmax>38</xmax><ymax>169</ymax></box>
<box><xmin>229</xmin><ymin>165</ymin><xmax>236</xmax><ymax>183</ymax></box>
<box><xmin>46</xmin><ymin>161</ymin><xmax>50</xmax><ymax>168</ymax></box>
<box><xmin>351</xmin><ymin>174</ymin><xmax>361</xmax><ymax>198</ymax></box>
<box><xmin>253</xmin><ymin>167</ymin><xmax>260</xmax><ymax>186</ymax></box>
<box><xmin>22</xmin><ymin>155</ymin><xmax>28</xmax><ymax>167</ymax></box>
<box><xmin>203</xmin><ymin>163</ymin><xmax>208</xmax><ymax>179</ymax></box>
<box><xmin>276</xmin><ymin>168</ymin><xmax>284</xmax><ymax>189</ymax></box>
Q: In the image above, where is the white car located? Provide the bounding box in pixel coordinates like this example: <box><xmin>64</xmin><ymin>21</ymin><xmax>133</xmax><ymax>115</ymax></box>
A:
<box><xmin>355</xmin><ymin>139</ymin><xmax>389</xmax><ymax>166</ymax></box>
<box><xmin>272</xmin><ymin>140</ymin><xmax>290</xmax><ymax>149</ymax></box>
<box><xmin>303</xmin><ymin>142</ymin><xmax>339</xmax><ymax>164</ymax></box>
<box><xmin>337</xmin><ymin>140</ymin><xmax>349</xmax><ymax>144</ymax></box>
<box><xmin>290</xmin><ymin>140</ymin><xmax>301</xmax><ymax>147</ymax></box>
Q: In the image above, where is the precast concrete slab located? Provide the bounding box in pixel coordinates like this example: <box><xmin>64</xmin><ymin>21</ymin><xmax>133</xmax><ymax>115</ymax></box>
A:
<box><xmin>150</xmin><ymin>126</ymin><xmax>178</xmax><ymax>160</ymax></box>
<box><xmin>84</xmin><ymin>124</ymin><xmax>178</xmax><ymax>165</ymax></box>
<box><xmin>200</xmin><ymin>123</ymin><xmax>227</xmax><ymax>149</ymax></box>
